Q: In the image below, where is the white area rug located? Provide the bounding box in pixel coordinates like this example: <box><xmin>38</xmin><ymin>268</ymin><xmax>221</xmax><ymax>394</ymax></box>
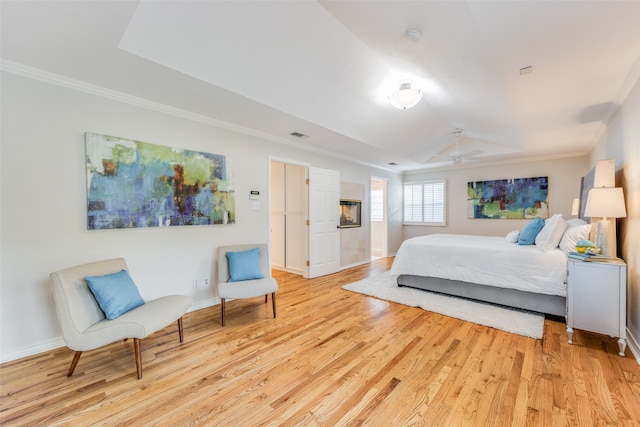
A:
<box><xmin>343</xmin><ymin>272</ymin><xmax>544</xmax><ymax>339</ymax></box>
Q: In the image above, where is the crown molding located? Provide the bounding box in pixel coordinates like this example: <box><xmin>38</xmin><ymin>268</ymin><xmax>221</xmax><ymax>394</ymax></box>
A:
<box><xmin>1</xmin><ymin>59</ymin><xmax>399</xmax><ymax>174</ymax></box>
<box><xmin>0</xmin><ymin>59</ymin><xmax>264</xmax><ymax>135</ymax></box>
<box><xmin>591</xmin><ymin>53</ymin><xmax>640</xmax><ymax>147</ymax></box>
<box><xmin>403</xmin><ymin>150</ymin><xmax>589</xmax><ymax>176</ymax></box>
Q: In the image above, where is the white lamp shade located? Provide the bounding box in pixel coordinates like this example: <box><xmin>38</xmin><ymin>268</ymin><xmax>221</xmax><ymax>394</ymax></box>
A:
<box><xmin>584</xmin><ymin>187</ymin><xmax>627</xmax><ymax>218</ymax></box>
<box><xmin>388</xmin><ymin>82</ymin><xmax>422</xmax><ymax>109</ymax></box>
<box><xmin>593</xmin><ymin>159</ymin><xmax>615</xmax><ymax>188</ymax></box>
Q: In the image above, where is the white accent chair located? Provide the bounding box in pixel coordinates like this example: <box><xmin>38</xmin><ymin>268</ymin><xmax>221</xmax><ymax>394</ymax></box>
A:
<box><xmin>217</xmin><ymin>244</ymin><xmax>278</xmax><ymax>326</ymax></box>
<box><xmin>49</xmin><ymin>258</ymin><xmax>192</xmax><ymax>379</ymax></box>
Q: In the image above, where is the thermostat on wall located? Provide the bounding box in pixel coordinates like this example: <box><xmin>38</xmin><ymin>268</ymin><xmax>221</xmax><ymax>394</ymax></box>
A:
<box><xmin>250</xmin><ymin>190</ymin><xmax>260</xmax><ymax>200</ymax></box>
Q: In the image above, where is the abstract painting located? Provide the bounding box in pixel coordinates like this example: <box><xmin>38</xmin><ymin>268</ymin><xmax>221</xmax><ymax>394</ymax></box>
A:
<box><xmin>467</xmin><ymin>176</ymin><xmax>548</xmax><ymax>219</ymax></box>
<box><xmin>86</xmin><ymin>132</ymin><xmax>234</xmax><ymax>229</ymax></box>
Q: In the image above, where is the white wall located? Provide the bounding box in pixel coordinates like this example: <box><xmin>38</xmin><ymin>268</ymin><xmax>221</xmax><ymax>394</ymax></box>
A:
<box><xmin>589</xmin><ymin>76</ymin><xmax>640</xmax><ymax>360</ymax></box>
<box><xmin>402</xmin><ymin>156</ymin><xmax>590</xmax><ymax>240</ymax></box>
<box><xmin>0</xmin><ymin>71</ymin><xmax>402</xmax><ymax>361</ymax></box>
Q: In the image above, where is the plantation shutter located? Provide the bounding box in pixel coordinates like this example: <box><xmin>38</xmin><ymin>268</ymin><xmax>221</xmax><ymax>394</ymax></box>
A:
<box><xmin>403</xmin><ymin>180</ymin><xmax>446</xmax><ymax>226</ymax></box>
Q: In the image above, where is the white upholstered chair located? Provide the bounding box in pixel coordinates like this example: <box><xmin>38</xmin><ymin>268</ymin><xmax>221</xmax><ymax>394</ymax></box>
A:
<box><xmin>217</xmin><ymin>244</ymin><xmax>278</xmax><ymax>326</ymax></box>
<box><xmin>49</xmin><ymin>258</ymin><xmax>192</xmax><ymax>379</ymax></box>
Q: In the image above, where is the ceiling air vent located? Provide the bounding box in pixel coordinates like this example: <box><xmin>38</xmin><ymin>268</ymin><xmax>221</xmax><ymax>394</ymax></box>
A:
<box><xmin>519</xmin><ymin>66</ymin><xmax>533</xmax><ymax>75</ymax></box>
<box><xmin>289</xmin><ymin>131</ymin><xmax>308</xmax><ymax>138</ymax></box>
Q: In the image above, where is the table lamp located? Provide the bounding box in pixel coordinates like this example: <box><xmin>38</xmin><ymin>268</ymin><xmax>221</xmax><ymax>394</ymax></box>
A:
<box><xmin>584</xmin><ymin>187</ymin><xmax>626</xmax><ymax>258</ymax></box>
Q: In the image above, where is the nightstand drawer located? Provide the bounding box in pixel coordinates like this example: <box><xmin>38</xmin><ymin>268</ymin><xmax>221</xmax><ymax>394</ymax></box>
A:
<box><xmin>566</xmin><ymin>258</ymin><xmax>627</xmax><ymax>356</ymax></box>
<box><xmin>571</xmin><ymin>265</ymin><xmax>620</xmax><ymax>334</ymax></box>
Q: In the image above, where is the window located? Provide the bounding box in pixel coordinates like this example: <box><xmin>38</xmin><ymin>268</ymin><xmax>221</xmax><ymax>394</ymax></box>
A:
<box><xmin>403</xmin><ymin>180</ymin><xmax>446</xmax><ymax>226</ymax></box>
<box><xmin>371</xmin><ymin>189</ymin><xmax>383</xmax><ymax>222</ymax></box>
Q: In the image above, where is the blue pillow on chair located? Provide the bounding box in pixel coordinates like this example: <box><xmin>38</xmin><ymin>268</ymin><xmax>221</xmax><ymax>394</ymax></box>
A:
<box><xmin>226</xmin><ymin>248</ymin><xmax>264</xmax><ymax>282</ymax></box>
<box><xmin>518</xmin><ymin>218</ymin><xmax>545</xmax><ymax>245</ymax></box>
<box><xmin>84</xmin><ymin>269</ymin><xmax>145</xmax><ymax>320</ymax></box>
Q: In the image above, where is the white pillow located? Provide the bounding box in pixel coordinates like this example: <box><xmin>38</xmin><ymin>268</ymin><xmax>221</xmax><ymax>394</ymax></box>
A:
<box><xmin>535</xmin><ymin>214</ymin><xmax>568</xmax><ymax>251</ymax></box>
<box><xmin>559</xmin><ymin>223</ymin><xmax>592</xmax><ymax>254</ymax></box>
<box><xmin>567</xmin><ymin>218</ymin><xmax>588</xmax><ymax>227</ymax></box>
<box><xmin>505</xmin><ymin>230</ymin><xmax>520</xmax><ymax>243</ymax></box>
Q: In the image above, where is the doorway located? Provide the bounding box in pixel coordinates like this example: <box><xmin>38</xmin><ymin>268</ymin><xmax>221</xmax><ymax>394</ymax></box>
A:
<box><xmin>270</xmin><ymin>160</ymin><xmax>341</xmax><ymax>278</ymax></box>
<box><xmin>370</xmin><ymin>177</ymin><xmax>388</xmax><ymax>260</ymax></box>
<box><xmin>270</xmin><ymin>160</ymin><xmax>305</xmax><ymax>275</ymax></box>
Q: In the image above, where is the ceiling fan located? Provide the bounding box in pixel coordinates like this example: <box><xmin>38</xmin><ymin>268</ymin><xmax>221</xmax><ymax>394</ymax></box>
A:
<box><xmin>425</xmin><ymin>128</ymin><xmax>482</xmax><ymax>164</ymax></box>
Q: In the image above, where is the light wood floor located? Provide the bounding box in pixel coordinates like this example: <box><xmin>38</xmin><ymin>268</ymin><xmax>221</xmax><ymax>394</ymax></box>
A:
<box><xmin>2</xmin><ymin>258</ymin><xmax>639</xmax><ymax>426</ymax></box>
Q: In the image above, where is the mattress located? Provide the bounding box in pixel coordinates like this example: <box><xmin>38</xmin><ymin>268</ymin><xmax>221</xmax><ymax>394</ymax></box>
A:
<box><xmin>389</xmin><ymin>234</ymin><xmax>568</xmax><ymax>297</ymax></box>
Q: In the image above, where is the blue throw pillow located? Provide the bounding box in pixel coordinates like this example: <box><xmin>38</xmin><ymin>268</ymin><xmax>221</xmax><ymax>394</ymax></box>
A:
<box><xmin>518</xmin><ymin>218</ymin><xmax>545</xmax><ymax>245</ymax></box>
<box><xmin>226</xmin><ymin>248</ymin><xmax>264</xmax><ymax>282</ymax></box>
<box><xmin>84</xmin><ymin>269</ymin><xmax>145</xmax><ymax>320</ymax></box>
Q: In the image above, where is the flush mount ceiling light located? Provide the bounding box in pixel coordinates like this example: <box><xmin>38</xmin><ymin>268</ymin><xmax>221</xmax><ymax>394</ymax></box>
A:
<box><xmin>388</xmin><ymin>81</ymin><xmax>422</xmax><ymax>109</ymax></box>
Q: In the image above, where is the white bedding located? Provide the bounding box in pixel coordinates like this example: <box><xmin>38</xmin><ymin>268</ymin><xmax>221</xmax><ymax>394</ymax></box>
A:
<box><xmin>390</xmin><ymin>234</ymin><xmax>568</xmax><ymax>297</ymax></box>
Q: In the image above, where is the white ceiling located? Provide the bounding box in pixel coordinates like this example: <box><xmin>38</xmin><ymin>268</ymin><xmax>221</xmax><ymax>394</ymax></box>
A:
<box><xmin>2</xmin><ymin>1</ymin><xmax>640</xmax><ymax>172</ymax></box>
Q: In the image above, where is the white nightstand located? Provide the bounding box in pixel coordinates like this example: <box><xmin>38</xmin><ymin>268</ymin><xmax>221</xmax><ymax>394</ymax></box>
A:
<box><xmin>566</xmin><ymin>258</ymin><xmax>627</xmax><ymax>356</ymax></box>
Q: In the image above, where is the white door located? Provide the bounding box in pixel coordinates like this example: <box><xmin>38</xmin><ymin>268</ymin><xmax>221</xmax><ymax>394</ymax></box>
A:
<box><xmin>308</xmin><ymin>167</ymin><xmax>340</xmax><ymax>278</ymax></box>
<box><xmin>270</xmin><ymin>161</ymin><xmax>286</xmax><ymax>269</ymax></box>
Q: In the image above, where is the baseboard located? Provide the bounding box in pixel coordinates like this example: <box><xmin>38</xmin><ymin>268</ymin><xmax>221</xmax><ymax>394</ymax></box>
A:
<box><xmin>340</xmin><ymin>260</ymin><xmax>370</xmax><ymax>270</ymax></box>
<box><xmin>626</xmin><ymin>327</ymin><xmax>640</xmax><ymax>364</ymax></box>
<box><xmin>272</xmin><ymin>266</ymin><xmax>303</xmax><ymax>275</ymax></box>
<box><xmin>0</xmin><ymin>298</ymin><xmax>222</xmax><ymax>365</ymax></box>
<box><xmin>0</xmin><ymin>337</ymin><xmax>65</xmax><ymax>364</ymax></box>
<box><xmin>190</xmin><ymin>297</ymin><xmax>220</xmax><ymax>311</ymax></box>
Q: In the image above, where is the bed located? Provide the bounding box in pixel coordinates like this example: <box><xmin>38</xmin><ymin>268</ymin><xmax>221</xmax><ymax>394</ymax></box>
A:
<box><xmin>390</xmin><ymin>233</ymin><xmax>570</xmax><ymax>316</ymax></box>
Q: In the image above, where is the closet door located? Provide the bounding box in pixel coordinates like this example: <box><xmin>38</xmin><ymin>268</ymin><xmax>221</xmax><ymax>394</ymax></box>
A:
<box><xmin>285</xmin><ymin>164</ymin><xmax>304</xmax><ymax>273</ymax></box>
<box><xmin>270</xmin><ymin>161</ymin><xmax>285</xmax><ymax>269</ymax></box>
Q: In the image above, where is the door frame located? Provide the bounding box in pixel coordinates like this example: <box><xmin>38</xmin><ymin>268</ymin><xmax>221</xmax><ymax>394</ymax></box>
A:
<box><xmin>269</xmin><ymin>156</ymin><xmax>310</xmax><ymax>277</ymax></box>
<box><xmin>370</xmin><ymin>176</ymin><xmax>388</xmax><ymax>259</ymax></box>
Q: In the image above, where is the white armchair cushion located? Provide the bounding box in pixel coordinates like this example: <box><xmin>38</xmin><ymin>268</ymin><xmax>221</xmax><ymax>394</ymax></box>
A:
<box><xmin>75</xmin><ymin>295</ymin><xmax>192</xmax><ymax>351</ymax></box>
<box><xmin>218</xmin><ymin>278</ymin><xmax>278</xmax><ymax>299</ymax></box>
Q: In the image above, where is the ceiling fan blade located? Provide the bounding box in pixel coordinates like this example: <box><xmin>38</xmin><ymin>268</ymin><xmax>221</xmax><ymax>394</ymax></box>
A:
<box><xmin>465</xmin><ymin>149</ymin><xmax>483</xmax><ymax>158</ymax></box>
<box><xmin>423</xmin><ymin>154</ymin><xmax>449</xmax><ymax>164</ymax></box>
<box><xmin>423</xmin><ymin>129</ymin><xmax>487</xmax><ymax>165</ymax></box>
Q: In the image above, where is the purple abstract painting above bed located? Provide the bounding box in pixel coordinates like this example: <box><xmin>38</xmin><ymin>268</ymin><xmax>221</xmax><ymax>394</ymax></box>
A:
<box><xmin>467</xmin><ymin>176</ymin><xmax>549</xmax><ymax>219</ymax></box>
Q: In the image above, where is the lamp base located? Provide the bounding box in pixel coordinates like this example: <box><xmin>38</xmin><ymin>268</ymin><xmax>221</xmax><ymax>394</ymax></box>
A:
<box><xmin>593</xmin><ymin>218</ymin><xmax>617</xmax><ymax>258</ymax></box>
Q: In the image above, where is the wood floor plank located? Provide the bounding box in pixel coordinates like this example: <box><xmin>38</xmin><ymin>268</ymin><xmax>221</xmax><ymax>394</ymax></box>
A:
<box><xmin>1</xmin><ymin>257</ymin><xmax>639</xmax><ymax>426</ymax></box>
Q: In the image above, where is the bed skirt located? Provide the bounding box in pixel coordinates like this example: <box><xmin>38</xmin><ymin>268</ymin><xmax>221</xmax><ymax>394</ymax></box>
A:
<box><xmin>397</xmin><ymin>275</ymin><xmax>566</xmax><ymax>317</ymax></box>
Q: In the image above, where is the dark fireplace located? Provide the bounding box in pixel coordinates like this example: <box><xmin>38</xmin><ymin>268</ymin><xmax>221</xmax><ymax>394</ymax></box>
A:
<box><xmin>339</xmin><ymin>199</ymin><xmax>361</xmax><ymax>228</ymax></box>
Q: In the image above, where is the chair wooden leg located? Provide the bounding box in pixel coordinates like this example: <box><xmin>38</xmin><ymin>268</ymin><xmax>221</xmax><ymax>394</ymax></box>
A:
<box><xmin>265</xmin><ymin>295</ymin><xmax>268</xmax><ymax>303</ymax></box>
<box><xmin>177</xmin><ymin>317</ymin><xmax>184</xmax><ymax>343</ymax></box>
<box><xmin>134</xmin><ymin>338</ymin><xmax>142</xmax><ymax>380</ymax></box>
<box><xmin>221</xmin><ymin>298</ymin><xmax>226</xmax><ymax>326</ymax></box>
<box><xmin>67</xmin><ymin>351</ymin><xmax>82</xmax><ymax>377</ymax></box>
<box><xmin>272</xmin><ymin>292</ymin><xmax>276</xmax><ymax>319</ymax></box>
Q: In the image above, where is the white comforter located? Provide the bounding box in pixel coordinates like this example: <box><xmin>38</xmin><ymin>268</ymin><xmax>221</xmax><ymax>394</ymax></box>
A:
<box><xmin>390</xmin><ymin>234</ymin><xmax>568</xmax><ymax>296</ymax></box>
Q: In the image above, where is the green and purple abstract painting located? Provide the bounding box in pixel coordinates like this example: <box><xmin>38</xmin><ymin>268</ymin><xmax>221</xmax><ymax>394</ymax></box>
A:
<box><xmin>85</xmin><ymin>132</ymin><xmax>235</xmax><ymax>229</ymax></box>
<box><xmin>467</xmin><ymin>176</ymin><xmax>548</xmax><ymax>219</ymax></box>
